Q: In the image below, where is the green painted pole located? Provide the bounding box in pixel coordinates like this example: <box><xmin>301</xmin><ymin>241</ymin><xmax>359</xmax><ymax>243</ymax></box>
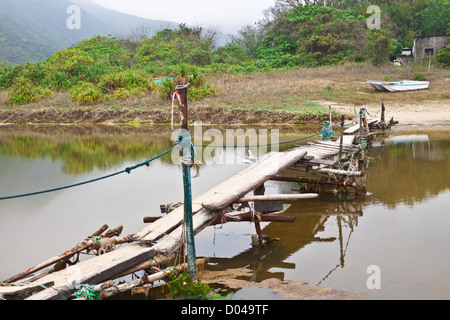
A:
<box><xmin>175</xmin><ymin>78</ymin><xmax>197</xmax><ymax>280</ymax></box>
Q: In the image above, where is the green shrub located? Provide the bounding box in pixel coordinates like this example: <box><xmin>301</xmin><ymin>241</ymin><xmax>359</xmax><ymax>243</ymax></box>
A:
<box><xmin>69</xmin><ymin>82</ymin><xmax>105</xmax><ymax>105</ymax></box>
<box><xmin>188</xmin><ymin>83</ymin><xmax>217</xmax><ymax>101</ymax></box>
<box><xmin>157</xmin><ymin>77</ymin><xmax>177</xmax><ymax>99</ymax></box>
<box><xmin>7</xmin><ymin>78</ymin><xmax>53</xmax><ymax>105</ymax></box>
<box><xmin>112</xmin><ymin>87</ymin><xmax>132</xmax><ymax>100</ymax></box>
<box><xmin>98</xmin><ymin>69</ymin><xmax>153</xmax><ymax>91</ymax></box>
<box><xmin>187</xmin><ymin>66</ymin><xmax>205</xmax><ymax>87</ymax></box>
<box><xmin>412</xmin><ymin>72</ymin><xmax>426</xmax><ymax>81</ymax></box>
<box><xmin>437</xmin><ymin>44</ymin><xmax>450</xmax><ymax>67</ymax></box>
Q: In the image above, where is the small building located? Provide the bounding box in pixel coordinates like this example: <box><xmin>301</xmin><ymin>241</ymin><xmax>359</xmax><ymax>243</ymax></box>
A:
<box><xmin>413</xmin><ymin>35</ymin><xmax>449</xmax><ymax>64</ymax></box>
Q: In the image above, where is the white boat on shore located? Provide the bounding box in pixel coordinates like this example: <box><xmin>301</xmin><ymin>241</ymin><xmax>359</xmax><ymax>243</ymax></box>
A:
<box><xmin>367</xmin><ymin>80</ymin><xmax>429</xmax><ymax>92</ymax></box>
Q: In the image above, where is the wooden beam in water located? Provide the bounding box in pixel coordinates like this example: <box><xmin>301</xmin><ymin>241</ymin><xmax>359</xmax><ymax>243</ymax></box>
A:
<box><xmin>296</xmin><ymin>157</ymin><xmax>336</xmax><ymax>166</ymax></box>
<box><xmin>236</xmin><ymin>193</ymin><xmax>318</xmax><ymax>202</ymax></box>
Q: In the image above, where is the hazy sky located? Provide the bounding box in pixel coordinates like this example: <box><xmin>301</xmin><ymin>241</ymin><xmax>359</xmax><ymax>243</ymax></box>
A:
<box><xmin>89</xmin><ymin>0</ymin><xmax>276</xmax><ymax>34</ymax></box>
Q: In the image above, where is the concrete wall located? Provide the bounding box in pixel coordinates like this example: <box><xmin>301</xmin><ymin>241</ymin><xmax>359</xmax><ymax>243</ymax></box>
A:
<box><xmin>414</xmin><ymin>36</ymin><xmax>449</xmax><ymax>64</ymax></box>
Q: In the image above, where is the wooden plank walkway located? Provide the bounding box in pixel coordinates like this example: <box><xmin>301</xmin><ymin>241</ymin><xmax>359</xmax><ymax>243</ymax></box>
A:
<box><xmin>1</xmin><ymin>147</ymin><xmax>311</xmax><ymax>300</ymax></box>
<box><xmin>2</xmin><ymin>114</ymin><xmax>382</xmax><ymax>300</ymax></box>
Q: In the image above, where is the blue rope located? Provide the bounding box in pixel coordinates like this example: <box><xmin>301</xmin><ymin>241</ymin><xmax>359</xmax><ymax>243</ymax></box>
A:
<box><xmin>0</xmin><ymin>145</ymin><xmax>177</xmax><ymax>201</ymax></box>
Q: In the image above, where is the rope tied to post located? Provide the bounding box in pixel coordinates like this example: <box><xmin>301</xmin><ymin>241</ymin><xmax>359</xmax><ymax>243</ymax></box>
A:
<box><xmin>171</xmin><ymin>83</ymin><xmax>191</xmax><ymax>131</ymax></box>
<box><xmin>248</xmin><ymin>202</ymin><xmax>262</xmax><ymax>222</ymax></box>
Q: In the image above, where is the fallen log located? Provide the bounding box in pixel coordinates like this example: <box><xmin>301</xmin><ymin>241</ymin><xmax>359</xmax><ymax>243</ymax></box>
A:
<box><xmin>0</xmin><ymin>281</ymin><xmax>55</xmax><ymax>300</ymax></box>
<box><xmin>271</xmin><ymin>176</ymin><xmax>359</xmax><ymax>188</ymax></box>
<box><xmin>144</xmin><ymin>212</ymin><xmax>295</xmax><ymax>225</ymax></box>
<box><xmin>212</xmin><ymin>212</ymin><xmax>295</xmax><ymax>225</ymax></box>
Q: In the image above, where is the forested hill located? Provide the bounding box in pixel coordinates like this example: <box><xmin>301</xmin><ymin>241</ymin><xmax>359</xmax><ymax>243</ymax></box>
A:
<box><xmin>0</xmin><ymin>0</ymin><xmax>179</xmax><ymax>64</ymax></box>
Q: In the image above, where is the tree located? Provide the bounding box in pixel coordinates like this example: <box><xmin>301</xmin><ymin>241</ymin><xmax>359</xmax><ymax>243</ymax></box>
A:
<box><xmin>137</xmin><ymin>24</ymin><xmax>217</xmax><ymax>68</ymax></box>
<box><xmin>366</xmin><ymin>29</ymin><xmax>392</xmax><ymax>65</ymax></box>
<box><xmin>230</xmin><ymin>24</ymin><xmax>267</xmax><ymax>58</ymax></box>
<box><xmin>418</xmin><ymin>0</ymin><xmax>450</xmax><ymax>35</ymax></box>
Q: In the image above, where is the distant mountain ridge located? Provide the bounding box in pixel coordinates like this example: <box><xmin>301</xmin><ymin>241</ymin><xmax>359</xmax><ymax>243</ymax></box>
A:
<box><xmin>0</xmin><ymin>0</ymin><xmax>181</xmax><ymax>64</ymax></box>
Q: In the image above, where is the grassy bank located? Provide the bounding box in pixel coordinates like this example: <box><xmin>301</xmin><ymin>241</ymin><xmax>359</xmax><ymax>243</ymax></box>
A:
<box><xmin>0</xmin><ymin>63</ymin><xmax>449</xmax><ymax>125</ymax></box>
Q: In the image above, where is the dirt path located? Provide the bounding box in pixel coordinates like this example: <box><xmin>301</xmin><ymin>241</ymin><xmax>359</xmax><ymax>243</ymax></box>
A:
<box><xmin>322</xmin><ymin>99</ymin><xmax>450</xmax><ymax>126</ymax></box>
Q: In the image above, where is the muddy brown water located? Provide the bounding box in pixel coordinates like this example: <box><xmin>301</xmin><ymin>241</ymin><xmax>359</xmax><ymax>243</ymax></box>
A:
<box><xmin>0</xmin><ymin>124</ymin><xmax>449</xmax><ymax>300</ymax></box>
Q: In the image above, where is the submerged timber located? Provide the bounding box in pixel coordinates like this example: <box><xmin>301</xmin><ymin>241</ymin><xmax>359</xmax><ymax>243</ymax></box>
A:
<box><xmin>0</xmin><ymin>105</ymin><xmax>393</xmax><ymax>300</ymax></box>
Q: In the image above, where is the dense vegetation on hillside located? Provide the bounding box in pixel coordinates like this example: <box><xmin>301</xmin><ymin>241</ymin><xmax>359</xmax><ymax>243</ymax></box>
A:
<box><xmin>0</xmin><ymin>0</ymin><xmax>449</xmax><ymax>106</ymax></box>
<box><xmin>0</xmin><ymin>13</ymin><xmax>60</xmax><ymax>64</ymax></box>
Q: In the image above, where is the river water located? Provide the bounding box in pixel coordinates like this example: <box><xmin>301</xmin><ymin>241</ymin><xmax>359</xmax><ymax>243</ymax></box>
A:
<box><xmin>0</xmin><ymin>124</ymin><xmax>449</xmax><ymax>300</ymax></box>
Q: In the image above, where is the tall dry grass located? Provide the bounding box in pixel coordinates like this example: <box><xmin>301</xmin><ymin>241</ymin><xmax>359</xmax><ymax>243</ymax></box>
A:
<box><xmin>203</xmin><ymin>62</ymin><xmax>450</xmax><ymax>108</ymax></box>
<box><xmin>1</xmin><ymin>62</ymin><xmax>448</xmax><ymax>113</ymax></box>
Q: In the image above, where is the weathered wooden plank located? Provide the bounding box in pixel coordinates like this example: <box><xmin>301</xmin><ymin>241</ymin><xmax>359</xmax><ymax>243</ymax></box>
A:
<box><xmin>296</xmin><ymin>147</ymin><xmax>334</xmax><ymax>159</ymax></box>
<box><xmin>344</xmin><ymin>119</ymin><xmax>378</xmax><ymax>135</ymax></box>
<box><xmin>341</xmin><ymin>135</ymin><xmax>355</xmax><ymax>145</ymax></box>
<box><xmin>0</xmin><ymin>281</ymin><xmax>54</xmax><ymax>300</ymax></box>
<box><xmin>297</xmin><ymin>158</ymin><xmax>336</xmax><ymax>166</ymax></box>
<box><xmin>201</xmin><ymin>149</ymin><xmax>307</xmax><ymax>210</ymax></box>
<box><xmin>237</xmin><ymin>193</ymin><xmax>318</xmax><ymax>202</ymax></box>
<box><xmin>312</xmin><ymin>140</ymin><xmax>358</xmax><ymax>151</ymax></box>
<box><xmin>24</xmin><ymin>244</ymin><xmax>155</xmax><ymax>300</ymax></box>
<box><xmin>344</xmin><ymin>123</ymin><xmax>360</xmax><ymax>135</ymax></box>
<box><xmin>306</xmin><ymin>142</ymin><xmax>355</xmax><ymax>154</ymax></box>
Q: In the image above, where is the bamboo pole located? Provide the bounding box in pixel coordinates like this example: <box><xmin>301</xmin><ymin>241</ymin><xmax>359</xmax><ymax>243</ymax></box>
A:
<box><xmin>145</xmin><ymin>213</ymin><xmax>296</xmax><ymax>225</ymax></box>
<box><xmin>4</xmin><ymin>224</ymin><xmax>110</xmax><ymax>283</ymax></box>
<box><xmin>3</xmin><ymin>225</ymin><xmax>129</xmax><ymax>284</ymax></box>
<box><xmin>270</xmin><ymin>176</ymin><xmax>359</xmax><ymax>187</ymax></box>
<box><xmin>237</xmin><ymin>193</ymin><xmax>318</xmax><ymax>202</ymax></box>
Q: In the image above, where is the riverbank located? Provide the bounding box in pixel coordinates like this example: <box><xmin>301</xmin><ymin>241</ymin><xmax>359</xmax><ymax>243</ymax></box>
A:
<box><xmin>0</xmin><ymin>99</ymin><xmax>448</xmax><ymax>127</ymax></box>
<box><xmin>1</xmin><ymin>63</ymin><xmax>448</xmax><ymax>126</ymax></box>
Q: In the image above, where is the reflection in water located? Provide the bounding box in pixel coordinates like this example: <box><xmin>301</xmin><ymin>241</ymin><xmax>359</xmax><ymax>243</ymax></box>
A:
<box><xmin>198</xmin><ymin>130</ymin><xmax>450</xmax><ymax>299</ymax></box>
<box><xmin>206</xmin><ymin>196</ymin><xmax>363</xmax><ymax>284</ymax></box>
<box><xmin>0</xmin><ymin>125</ymin><xmax>449</xmax><ymax>299</ymax></box>
<box><xmin>0</xmin><ymin>125</ymin><xmax>174</xmax><ymax>175</ymax></box>
<box><xmin>368</xmin><ymin>133</ymin><xmax>449</xmax><ymax>207</ymax></box>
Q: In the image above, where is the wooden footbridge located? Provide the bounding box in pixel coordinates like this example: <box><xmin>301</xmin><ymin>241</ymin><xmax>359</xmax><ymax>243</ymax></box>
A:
<box><xmin>0</xmin><ymin>84</ymin><xmax>392</xmax><ymax>300</ymax></box>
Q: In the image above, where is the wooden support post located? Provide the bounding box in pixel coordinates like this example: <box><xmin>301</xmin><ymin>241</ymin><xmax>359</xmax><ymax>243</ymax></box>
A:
<box><xmin>175</xmin><ymin>77</ymin><xmax>197</xmax><ymax>281</ymax></box>
<box><xmin>381</xmin><ymin>101</ymin><xmax>385</xmax><ymax>123</ymax></box>
<box><xmin>329</xmin><ymin>106</ymin><xmax>332</xmax><ymax>129</ymax></box>
<box><xmin>339</xmin><ymin>115</ymin><xmax>344</xmax><ymax>160</ymax></box>
<box><xmin>359</xmin><ymin>108</ymin><xmax>363</xmax><ymax>141</ymax></box>
<box><xmin>252</xmin><ymin>184</ymin><xmax>265</xmax><ymax>246</ymax></box>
